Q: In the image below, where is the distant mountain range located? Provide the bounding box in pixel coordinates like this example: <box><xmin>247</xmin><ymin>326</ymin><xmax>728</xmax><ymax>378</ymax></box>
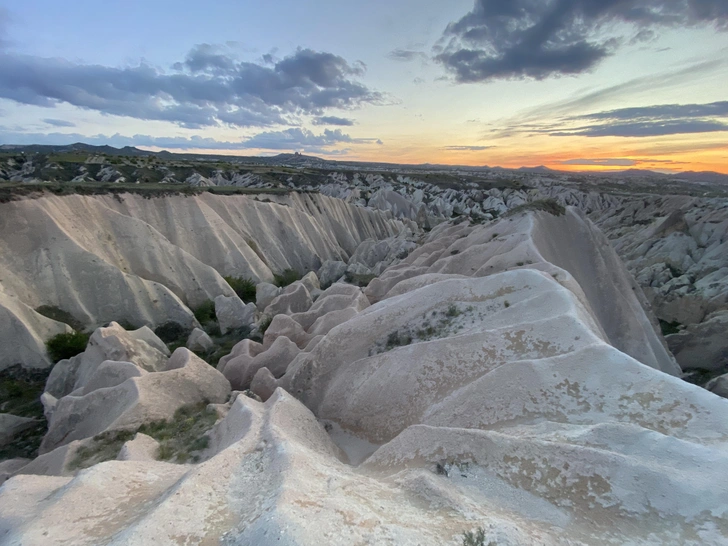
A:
<box><xmin>2</xmin><ymin>142</ymin><xmax>726</xmax><ymax>184</ymax></box>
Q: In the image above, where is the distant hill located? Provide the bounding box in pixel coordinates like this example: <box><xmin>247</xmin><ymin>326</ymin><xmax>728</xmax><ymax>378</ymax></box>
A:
<box><xmin>2</xmin><ymin>142</ymin><xmax>726</xmax><ymax>183</ymax></box>
<box><xmin>0</xmin><ymin>143</ymin><xmax>152</xmax><ymax>156</ymax></box>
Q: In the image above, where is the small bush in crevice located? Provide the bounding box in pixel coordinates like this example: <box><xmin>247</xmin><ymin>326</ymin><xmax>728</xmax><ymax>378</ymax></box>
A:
<box><xmin>273</xmin><ymin>268</ymin><xmax>301</xmax><ymax>287</ymax></box>
<box><xmin>153</xmin><ymin>322</ymin><xmax>191</xmax><ymax>345</ymax></box>
<box><xmin>223</xmin><ymin>276</ymin><xmax>257</xmax><ymax>303</ymax></box>
<box><xmin>345</xmin><ymin>271</ymin><xmax>377</xmax><ymax>287</ymax></box>
<box><xmin>659</xmin><ymin>319</ymin><xmax>682</xmax><ymax>336</ymax></box>
<box><xmin>258</xmin><ymin>316</ymin><xmax>273</xmax><ymax>336</ymax></box>
<box><xmin>461</xmin><ymin>527</ymin><xmax>495</xmax><ymax>546</ymax></box>
<box><xmin>46</xmin><ymin>331</ymin><xmax>91</xmax><ymax>362</ymax></box>
<box><xmin>193</xmin><ymin>300</ymin><xmax>216</xmax><ymax>324</ymax></box>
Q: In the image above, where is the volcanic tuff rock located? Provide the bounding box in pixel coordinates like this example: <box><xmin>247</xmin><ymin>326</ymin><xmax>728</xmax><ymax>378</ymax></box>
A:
<box><xmin>1</xmin><ymin>207</ymin><xmax>727</xmax><ymax>545</ymax></box>
<box><xmin>0</xmin><ymin>192</ymin><xmax>412</xmax><ymax>370</ymax></box>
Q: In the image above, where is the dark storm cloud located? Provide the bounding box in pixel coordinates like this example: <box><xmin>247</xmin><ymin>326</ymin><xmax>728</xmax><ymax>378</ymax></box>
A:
<box><xmin>0</xmin><ymin>46</ymin><xmax>381</xmax><ymax>128</ymax></box>
<box><xmin>312</xmin><ymin>116</ymin><xmax>356</xmax><ymax>126</ymax></box>
<box><xmin>436</xmin><ymin>0</ymin><xmax>728</xmax><ymax>83</ymax></box>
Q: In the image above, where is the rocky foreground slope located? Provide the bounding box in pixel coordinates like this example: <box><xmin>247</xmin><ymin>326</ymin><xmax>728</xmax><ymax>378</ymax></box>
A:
<box><xmin>1</xmin><ymin>204</ymin><xmax>726</xmax><ymax>545</ymax></box>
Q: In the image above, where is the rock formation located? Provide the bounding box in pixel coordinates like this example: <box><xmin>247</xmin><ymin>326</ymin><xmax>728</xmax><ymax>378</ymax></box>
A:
<box><xmin>2</xmin><ymin>204</ymin><xmax>726</xmax><ymax>545</ymax></box>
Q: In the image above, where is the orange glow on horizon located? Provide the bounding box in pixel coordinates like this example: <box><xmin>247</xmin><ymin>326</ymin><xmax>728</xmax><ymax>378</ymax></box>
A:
<box><xmin>140</xmin><ymin>139</ymin><xmax>728</xmax><ymax>175</ymax></box>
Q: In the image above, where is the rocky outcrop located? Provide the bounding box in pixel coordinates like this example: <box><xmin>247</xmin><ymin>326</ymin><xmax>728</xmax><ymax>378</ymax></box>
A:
<box><xmin>0</xmin><ymin>192</ymin><xmax>412</xmax><ymax>370</ymax></box>
<box><xmin>1</xmin><ymin>195</ymin><xmax>727</xmax><ymax>543</ymax></box>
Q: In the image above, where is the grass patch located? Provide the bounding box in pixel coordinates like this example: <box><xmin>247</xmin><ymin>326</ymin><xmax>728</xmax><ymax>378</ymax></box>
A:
<box><xmin>139</xmin><ymin>402</ymin><xmax>218</xmax><ymax>463</ymax></box>
<box><xmin>505</xmin><ymin>198</ymin><xmax>566</xmax><ymax>218</ymax></box>
<box><xmin>223</xmin><ymin>276</ymin><xmax>257</xmax><ymax>303</ymax></box>
<box><xmin>69</xmin><ymin>430</ymin><xmax>136</xmax><ymax>471</ymax></box>
<box><xmin>344</xmin><ymin>271</ymin><xmax>377</xmax><ymax>287</ymax></box>
<box><xmin>385</xmin><ymin>330</ymin><xmax>413</xmax><ymax>350</ymax></box>
<box><xmin>34</xmin><ymin>305</ymin><xmax>85</xmax><ymax>331</ymax></box>
<box><xmin>46</xmin><ymin>331</ymin><xmax>91</xmax><ymax>362</ymax></box>
<box><xmin>68</xmin><ymin>402</ymin><xmax>220</xmax><ymax>469</ymax></box>
<box><xmin>273</xmin><ymin>268</ymin><xmax>302</xmax><ymax>287</ymax></box>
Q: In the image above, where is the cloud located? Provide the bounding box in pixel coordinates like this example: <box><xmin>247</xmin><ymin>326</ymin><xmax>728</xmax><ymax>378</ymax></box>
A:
<box><xmin>0</xmin><ymin>46</ymin><xmax>381</xmax><ymax>128</ymax></box>
<box><xmin>43</xmin><ymin>118</ymin><xmax>76</xmax><ymax>128</ymax></box>
<box><xmin>571</xmin><ymin>101</ymin><xmax>728</xmax><ymax>121</ymax></box>
<box><xmin>312</xmin><ymin>115</ymin><xmax>355</xmax><ymax>126</ymax></box>
<box><xmin>388</xmin><ymin>49</ymin><xmax>428</xmax><ymax>62</ymax></box>
<box><xmin>240</xmin><ymin>128</ymin><xmax>381</xmax><ymax>151</ymax></box>
<box><xmin>436</xmin><ymin>0</ymin><xmax>728</xmax><ymax>83</ymax></box>
<box><xmin>0</xmin><ymin>127</ymin><xmax>381</xmax><ymax>154</ymax></box>
<box><xmin>0</xmin><ymin>130</ymin><xmax>247</xmax><ymax>150</ymax></box>
<box><xmin>552</xmin><ymin>100</ymin><xmax>728</xmax><ymax>137</ymax></box>
<box><xmin>560</xmin><ymin>158</ymin><xmax>637</xmax><ymax>166</ymax></box>
<box><xmin>442</xmin><ymin>145</ymin><xmax>493</xmax><ymax>151</ymax></box>
<box><xmin>552</xmin><ymin>119</ymin><xmax>728</xmax><ymax>137</ymax></box>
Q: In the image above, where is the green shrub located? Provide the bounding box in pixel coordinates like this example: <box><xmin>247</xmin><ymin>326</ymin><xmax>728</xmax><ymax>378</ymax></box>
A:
<box><xmin>659</xmin><ymin>319</ymin><xmax>682</xmax><ymax>336</ymax></box>
<box><xmin>273</xmin><ymin>268</ymin><xmax>301</xmax><ymax>287</ymax></box>
<box><xmin>153</xmin><ymin>321</ymin><xmax>191</xmax><ymax>344</ymax></box>
<box><xmin>223</xmin><ymin>276</ymin><xmax>257</xmax><ymax>303</ymax></box>
<box><xmin>461</xmin><ymin>527</ymin><xmax>494</xmax><ymax>546</ymax></box>
<box><xmin>193</xmin><ymin>300</ymin><xmax>216</xmax><ymax>324</ymax></box>
<box><xmin>46</xmin><ymin>331</ymin><xmax>91</xmax><ymax>362</ymax></box>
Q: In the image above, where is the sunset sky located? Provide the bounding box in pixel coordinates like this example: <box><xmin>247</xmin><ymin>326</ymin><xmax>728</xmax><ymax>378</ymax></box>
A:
<box><xmin>0</xmin><ymin>1</ymin><xmax>727</xmax><ymax>172</ymax></box>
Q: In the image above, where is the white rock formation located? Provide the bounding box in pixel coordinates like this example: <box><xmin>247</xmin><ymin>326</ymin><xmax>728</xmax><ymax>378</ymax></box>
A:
<box><xmin>214</xmin><ymin>295</ymin><xmax>256</xmax><ymax>334</ymax></box>
<box><xmin>185</xmin><ymin>327</ymin><xmax>214</xmax><ymax>353</ymax></box>
<box><xmin>116</xmin><ymin>433</ymin><xmax>160</xmax><ymax>462</ymax></box>
<box><xmin>255</xmin><ymin>282</ymin><xmax>281</xmax><ymax>309</ymax></box>
<box><xmin>0</xmin><ymin>192</ymin><xmax>412</xmax><ymax>370</ymax></box>
<box><xmin>1</xmin><ymin>201</ymin><xmax>727</xmax><ymax>544</ymax></box>
<box><xmin>317</xmin><ymin>260</ymin><xmax>347</xmax><ymax>288</ymax></box>
<box><xmin>41</xmin><ymin>347</ymin><xmax>230</xmax><ymax>453</ymax></box>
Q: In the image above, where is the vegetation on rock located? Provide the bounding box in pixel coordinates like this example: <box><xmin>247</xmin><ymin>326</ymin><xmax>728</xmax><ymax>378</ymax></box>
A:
<box><xmin>34</xmin><ymin>305</ymin><xmax>85</xmax><ymax>332</ymax></box>
<box><xmin>46</xmin><ymin>331</ymin><xmax>91</xmax><ymax>362</ymax></box>
<box><xmin>223</xmin><ymin>276</ymin><xmax>257</xmax><ymax>303</ymax></box>
<box><xmin>273</xmin><ymin>268</ymin><xmax>302</xmax><ymax>287</ymax></box>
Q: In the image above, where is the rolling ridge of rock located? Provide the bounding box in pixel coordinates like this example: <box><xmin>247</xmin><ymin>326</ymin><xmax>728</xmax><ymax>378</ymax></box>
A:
<box><xmin>0</xmin><ymin>192</ymin><xmax>412</xmax><ymax>370</ymax></box>
<box><xmin>2</xmin><ymin>206</ymin><xmax>727</xmax><ymax>545</ymax></box>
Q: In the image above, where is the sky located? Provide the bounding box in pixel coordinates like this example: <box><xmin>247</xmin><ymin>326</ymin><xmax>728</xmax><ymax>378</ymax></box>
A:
<box><xmin>0</xmin><ymin>0</ymin><xmax>727</xmax><ymax>173</ymax></box>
